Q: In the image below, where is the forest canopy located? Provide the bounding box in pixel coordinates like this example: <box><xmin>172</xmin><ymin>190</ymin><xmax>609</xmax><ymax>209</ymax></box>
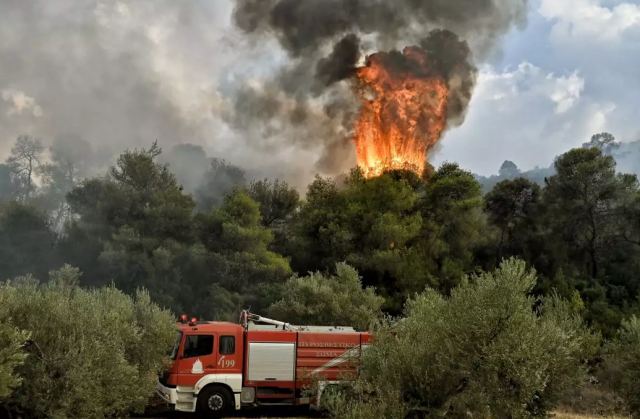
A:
<box><xmin>2</xmin><ymin>133</ymin><xmax>640</xmax><ymax>415</ymax></box>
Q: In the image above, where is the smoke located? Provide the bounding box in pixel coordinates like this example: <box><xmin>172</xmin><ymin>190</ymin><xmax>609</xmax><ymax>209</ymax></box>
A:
<box><xmin>315</xmin><ymin>34</ymin><xmax>361</xmax><ymax>88</ymax></box>
<box><xmin>0</xmin><ymin>0</ymin><xmax>528</xmax><ymax>190</ymax></box>
<box><xmin>229</xmin><ymin>0</ymin><xmax>528</xmax><ymax>174</ymax></box>
<box><xmin>0</xmin><ymin>1</ymin><xmax>234</xmax><ymax>176</ymax></box>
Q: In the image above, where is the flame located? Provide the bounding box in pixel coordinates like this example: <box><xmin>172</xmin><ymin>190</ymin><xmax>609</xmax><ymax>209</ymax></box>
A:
<box><xmin>354</xmin><ymin>46</ymin><xmax>449</xmax><ymax>178</ymax></box>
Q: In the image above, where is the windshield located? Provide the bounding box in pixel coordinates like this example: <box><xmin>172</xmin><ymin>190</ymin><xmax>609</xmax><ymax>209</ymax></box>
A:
<box><xmin>169</xmin><ymin>331</ymin><xmax>182</xmax><ymax>360</ymax></box>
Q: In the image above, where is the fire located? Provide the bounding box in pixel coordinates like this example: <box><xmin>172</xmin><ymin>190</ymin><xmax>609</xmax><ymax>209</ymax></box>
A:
<box><xmin>354</xmin><ymin>46</ymin><xmax>449</xmax><ymax>178</ymax></box>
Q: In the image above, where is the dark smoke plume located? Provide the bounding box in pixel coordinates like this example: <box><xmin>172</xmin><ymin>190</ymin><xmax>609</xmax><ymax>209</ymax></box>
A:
<box><xmin>315</xmin><ymin>34</ymin><xmax>361</xmax><ymax>88</ymax></box>
<box><xmin>229</xmin><ymin>0</ymin><xmax>528</xmax><ymax>174</ymax></box>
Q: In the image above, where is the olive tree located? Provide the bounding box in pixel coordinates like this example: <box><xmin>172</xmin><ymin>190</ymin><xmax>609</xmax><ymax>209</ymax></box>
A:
<box><xmin>330</xmin><ymin>259</ymin><xmax>598</xmax><ymax>418</ymax></box>
<box><xmin>602</xmin><ymin>315</ymin><xmax>640</xmax><ymax>414</ymax></box>
<box><xmin>0</xmin><ymin>322</ymin><xmax>28</xmax><ymax>400</ymax></box>
<box><xmin>0</xmin><ymin>265</ymin><xmax>176</xmax><ymax>418</ymax></box>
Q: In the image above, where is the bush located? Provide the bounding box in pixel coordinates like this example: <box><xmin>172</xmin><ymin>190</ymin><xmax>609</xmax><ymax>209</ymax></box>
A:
<box><xmin>268</xmin><ymin>262</ymin><xmax>384</xmax><ymax>330</ymax></box>
<box><xmin>0</xmin><ymin>322</ymin><xmax>28</xmax><ymax>400</ymax></box>
<box><xmin>330</xmin><ymin>259</ymin><xmax>598</xmax><ymax>418</ymax></box>
<box><xmin>602</xmin><ymin>315</ymin><xmax>640</xmax><ymax>414</ymax></box>
<box><xmin>0</xmin><ymin>265</ymin><xmax>176</xmax><ymax>418</ymax></box>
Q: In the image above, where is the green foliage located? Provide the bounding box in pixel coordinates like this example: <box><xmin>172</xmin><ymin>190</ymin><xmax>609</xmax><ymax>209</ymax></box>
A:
<box><xmin>198</xmin><ymin>189</ymin><xmax>292</xmax><ymax>317</ymax></box>
<box><xmin>268</xmin><ymin>262</ymin><xmax>384</xmax><ymax>330</ymax></box>
<box><xmin>542</xmin><ymin>148</ymin><xmax>640</xmax><ymax>335</ymax></box>
<box><xmin>248</xmin><ymin>178</ymin><xmax>299</xmax><ymax>227</ymax></box>
<box><xmin>330</xmin><ymin>259</ymin><xmax>598</xmax><ymax>419</ymax></box>
<box><xmin>68</xmin><ymin>142</ymin><xmax>195</xmax><ymax>243</ymax></box>
<box><xmin>602</xmin><ymin>315</ymin><xmax>640</xmax><ymax>414</ymax></box>
<box><xmin>290</xmin><ymin>170</ymin><xmax>424</xmax><ymax>311</ymax></box>
<box><xmin>0</xmin><ymin>322</ymin><xmax>29</xmax><ymax>399</ymax></box>
<box><xmin>0</xmin><ymin>265</ymin><xmax>175</xmax><ymax>418</ymax></box>
<box><xmin>62</xmin><ymin>146</ymin><xmax>292</xmax><ymax>320</ymax></box>
<box><xmin>485</xmin><ymin>178</ymin><xmax>541</xmax><ymax>262</ymax></box>
<box><xmin>419</xmin><ymin>162</ymin><xmax>487</xmax><ymax>292</ymax></box>
<box><xmin>0</xmin><ymin>201</ymin><xmax>56</xmax><ymax>280</ymax></box>
<box><xmin>544</xmin><ymin>148</ymin><xmax>634</xmax><ymax>278</ymax></box>
<box><xmin>62</xmin><ymin>144</ymin><xmax>202</xmax><ymax>315</ymax></box>
<box><xmin>290</xmin><ymin>166</ymin><xmax>487</xmax><ymax>312</ymax></box>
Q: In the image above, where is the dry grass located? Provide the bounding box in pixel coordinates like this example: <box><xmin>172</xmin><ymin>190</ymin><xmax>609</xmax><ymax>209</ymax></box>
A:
<box><xmin>551</xmin><ymin>411</ymin><xmax>629</xmax><ymax>419</ymax></box>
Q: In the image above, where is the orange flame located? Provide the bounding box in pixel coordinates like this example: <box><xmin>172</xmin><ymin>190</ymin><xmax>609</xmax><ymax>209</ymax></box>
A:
<box><xmin>354</xmin><ymin>46</ymin><xmax>449</xmax><ymax>178</ymax></box>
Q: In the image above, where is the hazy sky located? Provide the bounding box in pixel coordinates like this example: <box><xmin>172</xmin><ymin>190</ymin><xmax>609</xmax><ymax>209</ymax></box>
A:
<box><xmin>0</xmin><ymin>0</ymin><xmax>638</xmax><ymax>185</ymax></box>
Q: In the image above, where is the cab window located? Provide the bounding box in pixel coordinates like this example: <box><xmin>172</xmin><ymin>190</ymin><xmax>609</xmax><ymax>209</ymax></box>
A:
<box><xmin>183</xmin><ymin>335</ymin><xmax>214</xmax><ymax>358</ymax></box>
<box><xmin>219</xmin><ymin>336</ymin><xmax>235</xmax><ymax>355</ymax></box>
<box><xmin>170</xmin><ymin>331</ymin><xmax>182</xmax><ymax>360</ymax></box>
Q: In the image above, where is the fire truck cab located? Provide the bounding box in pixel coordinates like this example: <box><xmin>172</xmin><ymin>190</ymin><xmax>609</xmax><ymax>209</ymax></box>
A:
<box><xmin>156</xmin><ymin>311</ymin><xmax>370</xmax><ymax>417</ymax></box>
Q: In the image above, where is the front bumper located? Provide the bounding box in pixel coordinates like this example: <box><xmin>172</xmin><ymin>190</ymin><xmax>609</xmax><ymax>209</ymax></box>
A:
<box><xmin>156</xmin><ymin>380</ymin><xmax>178</xmax><ymax>404</ymax></box>
<box><xmin>156</xmin><ymin>380</ymin><xmax>197</xmax><ymax>412</ymax></box>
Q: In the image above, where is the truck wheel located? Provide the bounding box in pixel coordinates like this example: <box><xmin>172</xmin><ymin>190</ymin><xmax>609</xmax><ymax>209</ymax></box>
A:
<box><xmin>196</xmin><ymin>385</ymin><xmax>233</xmax><ymax>418</ymax></box>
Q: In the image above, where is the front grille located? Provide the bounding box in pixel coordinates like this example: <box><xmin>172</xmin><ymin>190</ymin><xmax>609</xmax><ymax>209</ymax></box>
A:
<box><xmin>159</xmin><ymin>372</ymin><xmax>176</xmax><ymax>388</ymax></box>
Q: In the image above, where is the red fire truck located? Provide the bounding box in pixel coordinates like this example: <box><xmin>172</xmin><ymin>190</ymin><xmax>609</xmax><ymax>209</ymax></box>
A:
<box><xmin>156</xmin><ymin>310</ymin><xmax>371</xmax><ymax>417</ymax></box>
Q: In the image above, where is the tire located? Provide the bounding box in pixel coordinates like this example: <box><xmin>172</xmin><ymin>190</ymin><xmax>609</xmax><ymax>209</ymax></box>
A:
<box><xmin>196</xmin><ymin>385</ymin><xmax>233</xmax><ymax>418</ymax></box>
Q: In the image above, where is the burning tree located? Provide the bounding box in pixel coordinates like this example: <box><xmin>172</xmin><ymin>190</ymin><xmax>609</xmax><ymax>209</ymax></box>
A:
<box><xmin>354</xmin><ymin>47</ymin><xmax>449</xmax><ymax>177</ymax></box>
<box><xmin>352</xmin><ymin>30</ymin><xmax>477</xmax><ymax>178</ymax></box>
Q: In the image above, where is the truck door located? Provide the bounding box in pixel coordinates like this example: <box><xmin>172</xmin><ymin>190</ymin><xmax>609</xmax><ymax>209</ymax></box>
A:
<box><xmin>217</xmin><ymin>334</ymin><xmax>241</xmax><ymax>372</ymax></box>
<box><xmin>176</xmin><ymin>333</ymin><xmax>216</xmax><ymax>387</ymax></box>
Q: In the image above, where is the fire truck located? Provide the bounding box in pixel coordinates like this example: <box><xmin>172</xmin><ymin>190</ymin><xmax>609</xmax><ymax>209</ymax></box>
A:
<box><xmin>156</xmin><ymin>310</ymin><xmax>371</xmax><ymax>417</ymax></box>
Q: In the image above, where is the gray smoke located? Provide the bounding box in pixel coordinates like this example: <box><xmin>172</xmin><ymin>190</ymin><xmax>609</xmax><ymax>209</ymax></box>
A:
<box><xmin>229</xmin><ymin>0</ymin><xmax>528</xmax><ymax>174</ymax></box>
<box><xmin>0</xmin><ymin>0</ymin><xmax>528</xmax><ymax>190</ymax></box>
<box><xmin>0</xmin><ymin>1</ymin><xmax>234</xmax><ymax>176</ymax></box>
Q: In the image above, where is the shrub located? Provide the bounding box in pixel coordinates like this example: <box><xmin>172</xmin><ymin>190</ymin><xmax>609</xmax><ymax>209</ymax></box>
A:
<box><xmin>268</xmin><ymin>262</ymin><xmax>384</xmax><ymax>330</ymax></box>
<box><xmin>602</xmin><ymin>315</ymin><xmax>640</xmax><ymax>414</ymax></box>
<box><xmin>0</xmin><ymin>265</ymin><xmax>176</xmax><ymax>418</ymax></box>
<box><xmin>330</xmin><ymin>258</ymin><xmax>599</xmax><ymax>418</ymax></box>
<box><xmin>0</xmin><ymin>322</ymin><xmax>28</xmax><ymax>400</ymax></box>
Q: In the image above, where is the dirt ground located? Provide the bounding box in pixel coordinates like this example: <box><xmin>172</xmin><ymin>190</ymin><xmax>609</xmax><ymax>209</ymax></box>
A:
<box><xmin>142</xmin><ymin>407</ymin><xmax>628</xmax><ymax>419</ymax></box>
<box><xmin>139</xmin><ymin>403</ymin><xmax>322</xmax><ymax>419</ymax></box>
<box><xmin>551</xmin><ymin>412</ymin><xmax>629</xmax><ymax>419</ymax></box>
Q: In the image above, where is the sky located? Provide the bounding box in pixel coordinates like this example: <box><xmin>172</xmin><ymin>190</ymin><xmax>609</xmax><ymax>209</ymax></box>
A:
<box><xmin>436</xmin><ymin>0</ymin><xmax>640</xmax><ymax>173</ymax></box>
<box><xmin>0</xmin><ymin>0</ymin><xmax>638</xmax><ymax>186</ymax></box>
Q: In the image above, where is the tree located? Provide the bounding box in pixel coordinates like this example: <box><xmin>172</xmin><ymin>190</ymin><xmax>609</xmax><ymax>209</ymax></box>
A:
<box><xmin>290</xmin><ymin>170</ymin><xmax>424</xmax><ymax>311</ymax></box>
<box><xmin>582</xmin><ymin>132</ymin><xmax>619</xmax><ymax>155</ymax></box>
<box><xmin>247</xmin><ymin>178</ymin><xmax>299</xmax><ymax>227</ymax></box>
<box><xmin>64</xmin><ymin>143</ymin><xmax>196</xmax><ymax>266</ymax></box>
<box><xmin>37</xmin><ymin>138</ymin><xmax>92</xmax><ymax>229</ymax></box>
<box><xmin>68</xmin><ymin>142</ymin><xmax>195</xmax><ymax>242</ymax></box>
<box><xmin>544</xmin><ymin>148</ymin><xmax>637</xmax><ymax>279</ymax></box>
<box><xmin>0</xmin><ymin>266</ymin><xmax>175</xmax><ymax>417</ymax></box>
<box><xmin>0</xmin><ymin>323</ymin><xmax>28</xmax><ymax>400</ymax></box>
<box><xmin>0</xmin><ymin>202</ymin><xmax>56</xmax><ymax>280</ymax></box>
<box><xmin>107</xmin><ymin>142</ymin><xmax>195</xmax><ymax>241</ymax></box>
<box><xmin>498</xmin><ymin>160</ymin><xmax>521</xmax><ymax>178</ymax></box>
<box><xmin>419</xmin><ymin>163</ymin><xmax>487</xmax><ymax>292</ymax></box>
<box><xmin>540</xmin><ymin>148</ymin><xmax>640</xmax><ymax>334</ymax></box>
<box><xmin>196</xmin><ymin>190</ymin><xmax>292</xmax><ymax>316</ymax></box>
<box><xmin>602</xmin><ymin>315</ymin><xmax>640</xmax><ymax>415</ymax></box>
<box><xmin>485</xmin><ymin>178</ymin><xmax>541</xmax><ymax>261</ymax></box>
<box><xmin>330</xmin><ymin>259</ymin><xmax>598</xmax><ymax>419</ymax></box>
<box><xmin>289</xmin><ymin>166</ymin><xmax>487</xmax><ymax>312</ymax></box>
<box><xmin>268</xmin><ymin>263</ymin><xmax>384</xmax><ymax>330</ymax></box>
<box><xmin>6</xmin><ymin>135</ymin><xmax>44</xmax><ymax>201</ymax></box>
<box><xmin>60</xmin><ymin>144</ymin><xmax>200</xmax><ymax>314</ymax></box>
